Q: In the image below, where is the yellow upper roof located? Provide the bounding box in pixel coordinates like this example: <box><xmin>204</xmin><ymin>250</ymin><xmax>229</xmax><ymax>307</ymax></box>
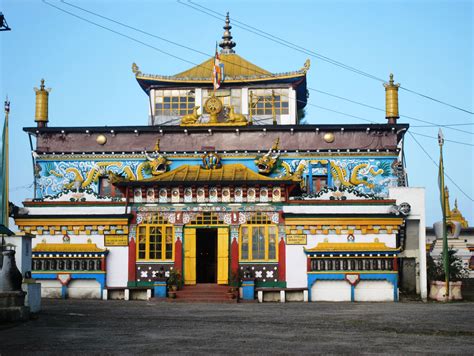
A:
<box><xmin>175</xmin><ymin>54</ymin><xmax>271</xmax><ymax>79</ymax></box>
<box><xmin>33</xmin><ymin>243</ymin><xmax>106</xmax><ymax>253</ymax></box>
<box><xmin>305</xmin><ymin>241</ymin><xmax>399</xmax><ymax>253</ymax></box>
<box><xmin>132</xmin><ymin>164</ymin><xmax>287</xmax><ymax>183</ymax></box>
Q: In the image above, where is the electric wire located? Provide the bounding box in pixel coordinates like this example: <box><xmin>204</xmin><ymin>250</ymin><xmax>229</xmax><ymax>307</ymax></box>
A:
<box><xmin>407</xmin><ymin>132</ymin><xmax>473</xmax><ymax>202</ymax></box>
<box><xmin>60</xmin><ymin>0</ymin><xmax>473</xmax><ymax>135</ymax></box>
<box><xmin>38</xmin><ymin>0</ymin><xmax>474</xmax><ymax>205</ymax></box>
<box><xmin>43</xmin><ymin>0</ymin><xmax>474</xmax><ymax>147</ymax></box>
<box><xmin>182</xmin><ymin>0</ymin><xmax>474</xmax><ymax>116</ymax></box>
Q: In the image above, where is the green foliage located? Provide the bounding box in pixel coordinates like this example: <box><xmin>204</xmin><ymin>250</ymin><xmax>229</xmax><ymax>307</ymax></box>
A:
<box><xmin>167</xmin><ymin>269</ymin><xmax>182</xmax><ymax>288</ymax></box>
<box><xmin>427</xmin><ymin>248</ymin><xmax>469</xmax><ymax>282</ymax></box>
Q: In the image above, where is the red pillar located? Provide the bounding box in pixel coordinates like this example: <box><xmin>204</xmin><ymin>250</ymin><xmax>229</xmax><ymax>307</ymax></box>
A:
<box><xmin>393</xmin><ymin>256</ymin><xmax>398</xmax><ymax>271</ymax></box>
<box><xmin>128</xmin><ymin>237</ymin><xmax>136</xmax><ymax>282</ymax></box>
<box><xmin>174</xmin><ymin>237</ymin><xmax>183</xmax><ymax>273</ymax></box>
<box><xmin>278</xmin><ymin>237</ymin><xmax>286</xmax><ymax>281</ymax></box>
<box><xmin>307</xmin><ymin>257</ymin><xmax>311</xmax><ymax>272</ymax></box>
<box><xmin>231</xmin><ymin>237</ymin><xmax>239</xmax><ymax>275</ymax></box>
<box><xmin>101</xmin><ymin>256</ymin><xmax>106</xmax><ymax>272</ymax></box>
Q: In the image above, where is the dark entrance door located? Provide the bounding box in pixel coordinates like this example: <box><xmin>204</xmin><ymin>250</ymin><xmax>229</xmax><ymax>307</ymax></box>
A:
<box><xmin>196</xmin><ymin>228</ymin><xmax>217</xmax><ymax>283</ymax></box>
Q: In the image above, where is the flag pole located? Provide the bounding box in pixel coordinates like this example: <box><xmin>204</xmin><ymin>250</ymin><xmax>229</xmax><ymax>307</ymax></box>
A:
<box><xmin>1</xmin><ymin>98</ymin><xmax>10</xmax><ymax>251</ymax></box>
<box><xmin>438</xmin><ymin>129</ymin><xmax>449</xmax><ymax>300</ymax></box>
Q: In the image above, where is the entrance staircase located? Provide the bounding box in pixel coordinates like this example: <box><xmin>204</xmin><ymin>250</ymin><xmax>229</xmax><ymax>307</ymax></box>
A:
<box><xmin>171</xmin><ymin>284</ymin><xmax>237</xmax><ymax>303</ymax></box>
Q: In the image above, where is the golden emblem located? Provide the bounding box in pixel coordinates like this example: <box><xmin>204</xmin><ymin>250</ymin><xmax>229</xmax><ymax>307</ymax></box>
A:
<box><xmin>205</xmin><ymin>95</ymin><xmax>223</xmax><ymax>123</ymax></box>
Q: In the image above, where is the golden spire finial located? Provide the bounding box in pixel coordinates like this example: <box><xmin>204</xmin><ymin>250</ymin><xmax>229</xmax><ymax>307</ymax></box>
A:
<box><xmin>383</xmin><ymin>73</ymin><xmax>400</xmax><ymax>124</ymax></box>
<box><xmin>219</xmin><ymin>12</ymin><xmax>236</xmax><ymax>54</ymax></box>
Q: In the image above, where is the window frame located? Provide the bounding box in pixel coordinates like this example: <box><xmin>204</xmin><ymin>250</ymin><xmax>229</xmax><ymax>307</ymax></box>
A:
<box><xmin>239</xmin><ymin>224</ymin><xmax>278</xmax><ymax>262</ymax></box>
<box><xmin>136</xmin><ymin>224</ymin><xmax>175</xmax><ymax>261</ymax></box>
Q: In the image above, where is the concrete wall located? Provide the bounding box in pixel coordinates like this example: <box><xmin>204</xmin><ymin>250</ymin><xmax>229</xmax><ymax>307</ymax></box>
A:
<box><xmin>311</xmin><ymin>281</ymin><xmax>351</xmax><ymax>302</ymax></box>
<box><xmin>106</xmin><ymin>246</ymin><xmax>128</xmax><ymax>287</ymax></box>
<box><xmin>389</xmin><ymin>187</ymin><xmax>427</xmax><ymax>300</ymax></box>
<box><xmin>4</xmin><ymin>235</ymin><xmax>33</xmax><ymax>277</ymax></box>
<box><xmin>40</xmin><ymin>280</ymin><xmax>62</xmax><ymax>298</ymax></box>
<box><xmin>354</xmin><ymin>281</ymin><xmax>394</xmax><ymax>302</ymax></box>
<box><xmin>68</xmin><ymin>280</ymin><xmax>101</xmax><ymax>299</ymax></box>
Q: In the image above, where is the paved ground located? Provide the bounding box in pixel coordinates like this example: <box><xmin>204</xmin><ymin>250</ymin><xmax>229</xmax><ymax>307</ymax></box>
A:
<box><xmin>1</xmin><ymin>299</ymin><xmax>474</xmax><ymax>354</ymax></box>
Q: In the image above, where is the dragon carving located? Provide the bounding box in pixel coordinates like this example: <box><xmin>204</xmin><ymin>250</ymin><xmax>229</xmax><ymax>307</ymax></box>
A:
<box><xmin>255</xmin><ymin>138</ymin><xmax>280</xmax><ymax>175</ymax></box>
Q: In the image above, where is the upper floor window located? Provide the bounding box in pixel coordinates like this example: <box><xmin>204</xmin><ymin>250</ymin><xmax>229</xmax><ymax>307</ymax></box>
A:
<box><xmin>249</xmin><ymin>89</ymin><xmax>289</xmax><ymax>116</ymax></box>
<box><xmin>154</xmin><ymin>89</ymin><xmax>195</xmax><ymax>116</ymax></box>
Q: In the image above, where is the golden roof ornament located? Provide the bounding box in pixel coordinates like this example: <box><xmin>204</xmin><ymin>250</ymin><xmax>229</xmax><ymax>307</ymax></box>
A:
<box><xmin>445</xmin><ymin>187</ymin><xmax>469</xmax><ymax>228</ymax></box>
<box><xmin>131</xmin><ymin>62</ymin><xmax>141</xmax><ymax>76</ymax></box>
<box><xmin>219</xmin><ymin>12</ymin><xmax>236</xmax><ymax>54</ymax></box>
<box><xmin>383</xmin><ymin>73</ymin><xmax>400</xmax><ymax>124</ymax></box>
<box><xmin>34</xmin><ymin>78</ymin><xmax>51</xmax><ymax>127</ymax></box>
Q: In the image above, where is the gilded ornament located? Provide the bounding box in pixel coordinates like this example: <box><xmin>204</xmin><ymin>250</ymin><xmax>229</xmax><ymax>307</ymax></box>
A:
<box><xmin>323</xmin><ymin>132</ymin><xmax>335</xmax><ymax>143</ymax></box>
<box><xmin>144</xmin><ymin>152</ymin><xmax>171</xmax><ymax>176</ymax></box>
<box><xmin>205</xmin><ymin>96</ymin><xmax>223</xmax><ymax>123</ymax></box>
<box><xmin>254</xmin><ymin>137</ymin><xmax>280</xmax><ymax>174</ymax></box>
<box><xmin>131</xmin><ymin>62</ymin><xmax>142</xmax><ymax>76</ymax></box>
<box><xmin>301</xmin><ymin>59</ymin><xmax>311</xmax><ymax>73</ymax></box>
<box><xmin>180</xmin><ymin>106</ymin><xmax>201</xmax><ymax>125</ymax></box>
<box><xmin>96</xmin><ymin>134</ymin><xmax>107</xmax><ymax>145</ymax></box>
<box><xmin>201</xmin><ymin>152</ymin><xmax>222</xmax><ymax>170</ymax></box>
<box><xmin>226</xmin><ymin>105</ymin><xmax>248</xmax><ymax>124</ymax></box>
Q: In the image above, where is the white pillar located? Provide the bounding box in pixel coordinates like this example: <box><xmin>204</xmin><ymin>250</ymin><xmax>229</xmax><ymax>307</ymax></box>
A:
<box><xmin>102</xmin><ymin>289</ymin><xmax>108</xmax><ymax>301</ymax></box>
<box><xmin>195</xmin><ymin>88</ymin><xmax>203</xmax><ymax>115</ymax></box>
<box><xmin>288</xmin><ymin>87</ymin><xmax>297</xmax><ymax>124</ymax></box>
<box><xmin>303</xmin><ymin>290</ymin><xmax>309</xmax><ymax>302</ymax></box>
<box><xmin>280</xmin><ymin>290</ymin><xmax>286</xmax><ymax>303</ymax></box>
<box><xmin>257</xmin><ymin>290</ymin><xmax>263</xmax><ymax>303</ymax></box>
<box><xmin>241</xmin><ymin>88</ymin><xmax>249</xmax><ymax>115</ymax></box>
<box><xmin>418</xmin><ymin>218</ymin><xmax>428</xmax><ymax>301</ymax></box>
<box><xmin>124</xmin><ymin>289</ymin><xmax>130</xmax><ymax>301</ymax></box>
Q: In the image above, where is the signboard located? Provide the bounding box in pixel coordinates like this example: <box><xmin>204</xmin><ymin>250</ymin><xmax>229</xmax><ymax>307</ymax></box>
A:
<box><xmin>105</xmin><ymin>234</ymin><xmax>128</xmax><ymax>246</ymax></box>
<box><xmin>286</xmin><ymin>234</ymin><xmax>307</xmax><ymax>245</ymax></box>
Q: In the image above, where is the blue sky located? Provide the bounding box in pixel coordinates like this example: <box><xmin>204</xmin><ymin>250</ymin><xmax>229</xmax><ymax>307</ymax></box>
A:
<box><xmin>1</xmin><ymin>0</ymin><xmax>473</xmax><ymax>225</ymax></box>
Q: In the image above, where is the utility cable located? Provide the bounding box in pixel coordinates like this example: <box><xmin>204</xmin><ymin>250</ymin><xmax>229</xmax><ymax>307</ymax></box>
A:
<box><xmin>407</xmin><ymin>132</ymin><xmax>473</xmax><ymax>202</ymax></box>
<box><xmin>60</xmin><ymin>0</ymin><xmax>474</xmax><ymax>135</ymax></box>
<box><xmin>182</xmin><ymin>0</ymin><xmax>474</xmax><ymax>116</ymax></box>
<box><xmin>43</xmin><ymin>0</ymin><xmax>474</xmax><ymax>147</ymax></box>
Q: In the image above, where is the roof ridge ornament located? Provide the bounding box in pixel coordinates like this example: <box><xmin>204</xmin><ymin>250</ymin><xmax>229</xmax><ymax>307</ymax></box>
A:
<box><xmin>219</xmin><ymin>12</ymin><xmax>236</xmax><ymax>54</ymax></box>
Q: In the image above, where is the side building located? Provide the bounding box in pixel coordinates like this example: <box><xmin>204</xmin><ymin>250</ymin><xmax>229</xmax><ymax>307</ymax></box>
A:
<box><xmin>14</xmin><ymin>16</ymin><xmax>427</xmax><ymax>302</ymax></box>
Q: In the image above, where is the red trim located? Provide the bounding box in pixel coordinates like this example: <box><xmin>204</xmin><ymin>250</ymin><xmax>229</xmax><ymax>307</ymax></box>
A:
<box><xmin>128</xmin><ymin>237</ymin><xmax>136</xmax><ymax>281</ymax></box>
<box><xmin>393</xmin><ymin>257</ymin><xmax>398</xmax><ymax>271</ymax></box>
<box><xmin>23</xmin><ymin>201</ymin><xmax>126</xmax><ymax>206</ymax></box>
<box><xmin>278</xmin><ymin>237</ymin><xmax>286</xmax><ymax>281</ymax></box>
<box><xmin>307</xmin><ymin>256</ymin><xmax>311</xmax><ymax>272</ymax></box>
<box><xmin>287</xmin><ymin>199</ymin><xmax>397</xmax><ymax>205</ymax></box>
<box><xmin>101</xmin><ymin>256</ymin><xmax>106</xmax><ymax>272</ymax></box>
<box><xmin>174</xmin><ymin>237</ymin><xmax>183</xmax><ymax>273</ymax></box>
<box><xmin>231</xmin><ymin>236</ymin><xmax>239</xmax><ymax>275</ymax></box>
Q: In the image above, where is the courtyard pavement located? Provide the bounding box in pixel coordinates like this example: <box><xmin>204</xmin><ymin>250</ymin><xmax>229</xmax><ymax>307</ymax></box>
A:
<box><xmin>1</xmin><ymin>299</ymin><xmax>474</xmax><ymax>354</ymax></box>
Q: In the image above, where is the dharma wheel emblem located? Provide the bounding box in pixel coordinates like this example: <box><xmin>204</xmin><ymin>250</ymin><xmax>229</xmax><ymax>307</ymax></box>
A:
<box><xmin>205</xmin><ymin>95</ymin><xmax>223</xmax><ymax>123</ymax></box>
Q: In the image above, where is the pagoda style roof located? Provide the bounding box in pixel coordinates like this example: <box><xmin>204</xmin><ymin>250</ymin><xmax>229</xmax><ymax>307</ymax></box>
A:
<box><xmin>305</xmin><ymin>240</ymin><xmax>399</xmax><ymax>254</ymax></box>
<box><xmin>133</xmin><ymin>56</ymin><xmax>309</xmax><ymax>88</ymax></box>
<box><xmin>33</xmin><ymin>242</ymin><xmax>106</xmax><ymax>253</ymax></box>
<box><xmin>113</xmin><ymin>163</ymin><xmax>294</xmax><ymax>186</ymax></box>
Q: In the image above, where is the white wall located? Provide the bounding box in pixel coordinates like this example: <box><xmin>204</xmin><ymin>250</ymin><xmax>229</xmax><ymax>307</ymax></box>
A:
<box><xmin>311</xmin><ymin>280</ymin><xmax>351</xmax><ymax>301</ymax></box>
<box><xmin>39</xmin><ymin>280</ymin><xmax>62</xmax><ymax>298</ymax></box>
<box><xmin>68</xmin><ymin>280</ymin><xmax>101</xmax><ymax>299</ymax></box>
<box><xmin>106</xmin><ymin>246</ymin><xmax>129</xmax><ymax>287</ymax></box>
<box><xmin>354</xmin><ymin>281</ymin><xmax>394</xmax><ymax>302</ymax></box>
<box><xmin>4</xmin><ymin>235</ymin><xmax>33</xmax><ymax>277</ymax></box>
<box><xmin>389</xmin><ymin>187</ymin><xmax>427</xmax><ymax>300</ymax></box>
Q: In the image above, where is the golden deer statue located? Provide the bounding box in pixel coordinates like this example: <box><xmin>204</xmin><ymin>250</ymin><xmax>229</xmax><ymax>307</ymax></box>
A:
<box><xmin>180</xmin><ymin>106</ymin><xmax>201</xmax><ymax>125</ymax></box>
<box><xmin>226</xmin><ymin>105</ymin><xmax>248</xmax><ymax>123</ymax></box>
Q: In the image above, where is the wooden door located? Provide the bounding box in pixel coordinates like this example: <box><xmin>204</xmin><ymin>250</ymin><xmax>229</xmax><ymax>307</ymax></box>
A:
<box><xmin>217</xmin><ymin>228</ymin><xmax>229</xmax><ymax>285</ymax></box>
<box><xmin>183</xmin><ymin>228</ymin><xmax>196</xmax><ymax>285</ymax></box>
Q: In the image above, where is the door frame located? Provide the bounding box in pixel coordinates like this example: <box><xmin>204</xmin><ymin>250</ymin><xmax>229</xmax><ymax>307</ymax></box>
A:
<box><xmin>183</xmin><ymin>225</ymin><xmax>229</xmax><ymax>285</ymax></box>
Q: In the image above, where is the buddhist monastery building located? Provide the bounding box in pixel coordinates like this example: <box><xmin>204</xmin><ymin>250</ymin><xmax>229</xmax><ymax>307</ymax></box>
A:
<box><xmin>14</xmin><ymin>15</ymin><xmax>428</xmax><ymax>302</ymax></box>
